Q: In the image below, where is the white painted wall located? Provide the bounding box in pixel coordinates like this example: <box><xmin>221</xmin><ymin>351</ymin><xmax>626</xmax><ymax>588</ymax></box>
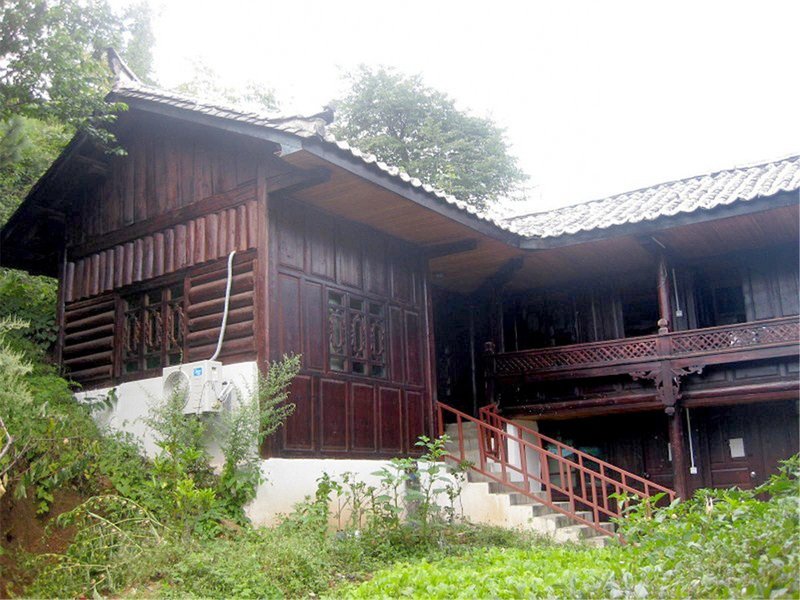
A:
<box><xmin>75</xmin><ymin>361</ymin><xmax>259</xmax><ymax>463</ymax></box>
<box><xmin>248</xmin><ymin>458</ymin><xmax>395</xmax><ymax>527</ymax></box>
<box><xmin>76</xmin><ymin>362</ymin><xmax>399</xmax><ymax>526</ymax></box>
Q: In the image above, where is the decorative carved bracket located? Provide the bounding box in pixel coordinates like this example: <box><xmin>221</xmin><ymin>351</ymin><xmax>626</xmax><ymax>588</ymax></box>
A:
<box><xmin>630</xmin><ymin>365</ymin><xmax>703</xmax><ymax>414</ymax></box>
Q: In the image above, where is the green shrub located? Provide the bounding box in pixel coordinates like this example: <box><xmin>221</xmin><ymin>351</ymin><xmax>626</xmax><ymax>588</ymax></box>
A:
<box><xmin>341</xmin><ymin>456</ymin><xmax>800</xmax><ymax>599</ymax></box>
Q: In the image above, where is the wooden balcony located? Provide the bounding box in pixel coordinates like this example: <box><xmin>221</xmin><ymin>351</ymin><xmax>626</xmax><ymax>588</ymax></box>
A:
<box><xmin>489</xmin><ymin>316</ymin><xmax>800</xmax><ymax>383</ymax></box>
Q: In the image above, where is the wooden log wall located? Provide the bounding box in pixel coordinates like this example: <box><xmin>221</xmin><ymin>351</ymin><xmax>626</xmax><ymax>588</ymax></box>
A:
<box><xmin>62</xmin><ymin>251</ymin><xmax>257</xmax><ymax>387</ymax></box>
<box><xmin>65</xmin><ymin>195</ymin><xmax>258</xmax><ymax>302</ymax></box>
<box><xmin>63</xmin><ymin>295</ymin><xmax>116</xmax><ymax>384</ymax></box>
<box><xmin>186</xmin><ymin>253</ymin><xmax>256</xmax><ymax>364</ymax></box>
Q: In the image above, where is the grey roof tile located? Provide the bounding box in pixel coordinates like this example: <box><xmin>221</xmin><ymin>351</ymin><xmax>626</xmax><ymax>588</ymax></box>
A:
<box><xmin>506</xmin><ymin>155</ymin><xmax>800</xmax><ymax>238</ymax></box>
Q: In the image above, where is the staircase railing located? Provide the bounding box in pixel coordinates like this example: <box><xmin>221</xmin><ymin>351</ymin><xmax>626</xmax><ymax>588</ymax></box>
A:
<box><xmin>438</xmin><ymin>401</ymin><xmax>677</xmax><ymax>538</ymax></box>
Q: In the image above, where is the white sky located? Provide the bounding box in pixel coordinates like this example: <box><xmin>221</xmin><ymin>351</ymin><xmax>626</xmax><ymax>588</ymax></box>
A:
<box><xmin>138</xmin><ymin>0</ymin><xmax>800</xmax><ymax>214</ymax></box>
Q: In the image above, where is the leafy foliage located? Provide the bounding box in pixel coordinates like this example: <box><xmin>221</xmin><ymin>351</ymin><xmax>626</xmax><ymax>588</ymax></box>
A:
<box><xmin>331</xmin><ymin>65</ymin><xmax>528</xmax><ymax>211</ymax></box>
<box><xmin>342</xmin><ymin>456</ymin><xmax>800</xmax><ymax>599</ymax></box>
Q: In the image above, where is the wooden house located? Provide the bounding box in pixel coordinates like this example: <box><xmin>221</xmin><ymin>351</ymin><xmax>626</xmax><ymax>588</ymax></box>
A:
<box><xmin>1</xmin><ymin>56</ymin><xmax>797</xmax><ymax>530</ymax></box>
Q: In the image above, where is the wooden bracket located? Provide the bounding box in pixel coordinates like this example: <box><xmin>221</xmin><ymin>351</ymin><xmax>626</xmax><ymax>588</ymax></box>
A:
<box><xmin>631</xmin><ymin>364</ymin><xmax>703</xmax><ymax>414</ymax></box>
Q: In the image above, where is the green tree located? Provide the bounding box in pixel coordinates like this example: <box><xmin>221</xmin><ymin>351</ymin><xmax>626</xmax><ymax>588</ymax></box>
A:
<box><xmin>1</xmin><ymin>0</ymin><xmax>121</xmax><ymax>130</ymax></box>
<box><xmin>330</xmin><ymin>65</ymin><xmax>528</xmax><ymax>211</ymax></box>
<box><xmin>120</xmin><ymin>1</ymin><xmax>156</xmax><ymax>84</ymax></box>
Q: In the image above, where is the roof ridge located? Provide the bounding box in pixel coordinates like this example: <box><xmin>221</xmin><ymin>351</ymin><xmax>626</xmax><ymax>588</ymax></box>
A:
<box><xmin>507</xmin><ymin>153</ymin><xmax>800</xmax><ymax>222</ymax></box>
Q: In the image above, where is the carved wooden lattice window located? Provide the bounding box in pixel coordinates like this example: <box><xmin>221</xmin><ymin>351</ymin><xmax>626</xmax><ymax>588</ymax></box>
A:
<box><xmin>121</xmin><ymin>283</ymin><xmax>185</xmax><ymax>374</ymax></box>
<box><xmin>328</xmin><ymin>290</ymin><xmax>386</xmax><ymax>377</ymax></box>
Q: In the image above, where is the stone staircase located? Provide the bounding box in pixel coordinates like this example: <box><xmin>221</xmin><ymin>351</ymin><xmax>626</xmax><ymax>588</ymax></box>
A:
<box><xmin>445</xmin><ymin>422</ymin><xmax>614</xmax><ymax>546</ymax></box>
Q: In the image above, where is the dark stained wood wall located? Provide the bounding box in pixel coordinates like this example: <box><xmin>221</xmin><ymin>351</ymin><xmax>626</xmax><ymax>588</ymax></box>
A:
<box><xmin>66</xmin><ymin>121</ymin><xmax>262</xmax><ymax>248</ymax></box>
<box><xmin>270</xmin><ymin>197</ymin><xmax>433</xmax><ymax>458</ymax></box>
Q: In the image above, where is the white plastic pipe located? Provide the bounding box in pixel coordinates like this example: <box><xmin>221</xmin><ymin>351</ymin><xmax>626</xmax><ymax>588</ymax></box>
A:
<box><xmin>685</xmin><ymin>407</ymin><xmax>698</xmax><ymax>474</ymax></box>
<box><xmin>210</xmin><ymin>250</ymin><xmax>237</xmax><ymax>361</ymax></box>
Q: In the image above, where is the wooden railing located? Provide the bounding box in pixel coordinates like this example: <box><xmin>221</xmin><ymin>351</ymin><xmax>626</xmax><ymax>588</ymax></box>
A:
<box><xmin>438</xmin><ymin>401</ymin><xmax>677</xmax><ymax>539</ymax></box>
<box><xmin>490</xmin><ymin>316</ymin><xmax>799</xmax><ymax>380</ymax></box>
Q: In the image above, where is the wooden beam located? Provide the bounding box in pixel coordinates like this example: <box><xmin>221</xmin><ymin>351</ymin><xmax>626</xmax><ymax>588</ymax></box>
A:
<box><xmin>425</xmin><ymin>238</ymin><xmax>477</xmax><ymax>259</ymax></box>
<box><xmin>472</xmin><ymin>256</ymin><xmax>524</xmax><ymax>299</ymax></box>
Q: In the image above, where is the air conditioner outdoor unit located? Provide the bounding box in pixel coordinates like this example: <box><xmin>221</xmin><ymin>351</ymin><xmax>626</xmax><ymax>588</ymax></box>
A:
<box><xmin>162</xmin><ymin>360</ymin><xmax>224</xmax><ymax>415</ymax></box>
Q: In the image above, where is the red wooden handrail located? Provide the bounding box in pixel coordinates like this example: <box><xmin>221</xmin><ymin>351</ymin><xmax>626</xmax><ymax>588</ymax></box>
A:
<box><xmin>438</xmin><ymin>401</ymin><xmax>677</xmax><ymax>539</ymax></box>
<box><xmin>491</xmin><ymin>316</ymin><xmax>799</xmax><ymax>378</ymax></box>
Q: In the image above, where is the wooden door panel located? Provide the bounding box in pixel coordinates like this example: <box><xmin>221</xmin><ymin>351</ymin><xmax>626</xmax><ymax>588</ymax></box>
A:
<box><xmin>303</xmin><ymin>281</ymin><xmax>324</xmax><ymax>371</ymax></box>
<box><xmin>320</xmin><ymin>379</ymin><xmax>348</xmax><ymax>451</ymax></box>
<box><xmin>406</xmin><ymin>391</ymin><xmax>425</xmax><ymax>449</ymax></box>
<box><xmin>379</xmin><ymin>387</ymin><xmax>403</xmax><ymax>453</ymax></box>
<box><xmin>351</xmin><ymin>384</ymin><xmax>377</xmax><ymax>451</ymax></box>
<box><xmin>702</xmin><ymin>406</ymin><xmax>760</xmax><ymax>489</ymax></box>
<box><xmin>405</xmin><ymin>311</ymin><xmax>423</xmax><ymax>386</ymax></box>
<box><xmin>277</xmin><ymin>273</ymin><xmax>301</xmax><ymax>355</ymax></box>
<box><xmin>283</xmin><ymin>375</ymin><xmax>314</xmax><ymax>450</ymax></box>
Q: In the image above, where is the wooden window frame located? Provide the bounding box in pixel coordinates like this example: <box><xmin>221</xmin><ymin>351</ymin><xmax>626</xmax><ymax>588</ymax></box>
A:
<box><xmin>115</xmin><ymin>274</ymin><xmax>187</xmax><ymax>381</ymax></box>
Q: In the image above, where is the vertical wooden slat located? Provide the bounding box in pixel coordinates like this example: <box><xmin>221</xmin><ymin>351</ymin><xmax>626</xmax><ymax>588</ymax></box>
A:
<box><xmin>65</xmin><ymin>261</ymin><xmax>75</xmax><ymax>303</ymax></box>
<box><xmin>218</xmin><ymin>210</ymin><xmax>228</xmax><ymax>257</ymax></box>
<box><xmin>123</xmin><ymin>242</ymin><xmax>134</xmax><ymax>286</ymax></box>
<box><xmin>186</xmin><ymin>220</ymin><xmax>196</xmax><ymax>267</ymax></box>
<box><xmin>133</xmin><ymin>238</ymin><xmax>144</xmax><ymax>282</ymax></box>
<box><xmin>90</xmin><ymin>254</ymin><xmax>100</xmax><ymax>296</ymax></box>
<box><xmin>206</xmin><ymin>212</ymin><xmax>219</xmax><ymax>260</ymax></box>
<box><xmin>179</xmin><ymin>138</ymin><xmax>195</xmax><ymax>206</ymax></box>
<box><xmin>226</xmin><ymin>208</ymin><xmax>237</xmax><ymax>253</ymax></box>
<box><xmin>174</xmin><ymin>224</ymin><xmax>187</xmax><ymax>269</ymax></box>
<box><xmin>194</xmin><ymin>140</ymin><xmax>213</xmax><ymax>200</ymax></box>
<box><xmin>164</xmin><ymin>228</ymin><xmax>176</xmax><ymax>272</ymax></box>
<box><xmin>246</xmin><ymin>200</ymin><xmax>258</xmax><ymax>248</ymax></box>
<box><xmin>122</xmin><ymin>154</ymin><xmax>135</xmax><ymax>226</ymax></box>
<box><xmin>236</xmin><ymin>204</ymin><xmax>248</xmax><ymax>251</ymax></box>
<box><xmin>194</xmin><ymin>217</ymin><xmax>206</xmax><ymax>264</ymax></box>
<box><xmin>166</xmin><ymin>138</ymin><xmax>179</xmax><ymax>211</ymax></box>
<box><xmin>143</xmin><ymin>235</ymin><xmax>154</xmax><ymax>280</ymax></box>
<box><xmin>146</xmin><ymin>134</ymin><xmax>158</xmax><ymax>220</ymax></box>
<box><xmin>97</xmin><ymin>251</ymin><xmax>107</xmax><ymax>293</ymax></box>
<box><xmin>134</xmin><ymin>138</ymin><xmax>148</xmax><ymax>221</ymax></box>
<box><xmin>114</xmin><ymin>245</ymin><xmax>124</xmax><ymax>289</ymax></box>
<box><xmin>104</xmin><ymin>249</ymin><xmax>114</xmax><ymax>291</ymax></box>
<box><xmin>153</xmin><ymin>232</ymin><xmax>165</xmax><ymax>277</ymax></box>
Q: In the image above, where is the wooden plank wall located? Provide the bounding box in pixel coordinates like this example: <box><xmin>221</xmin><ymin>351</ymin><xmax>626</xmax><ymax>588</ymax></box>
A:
<box><xmin>67</xmin><ymin>122</ymin><xmax>260</xmax><ymax>247</ymax></box>
<box><xmin>271</xmin><ymin>198</ymin><xmax>431</xmax><ymax>458</ymax></box>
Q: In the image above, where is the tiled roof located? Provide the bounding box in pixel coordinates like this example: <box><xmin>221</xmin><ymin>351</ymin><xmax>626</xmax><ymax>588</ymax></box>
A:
<box><xmin>507</xmin><ymin>155</ymin><xmax>800</xmax><ymax>239</ymax></box>
<box><xmin>110</xmin><ymin>78</ymin><xmax>516</xmax><ymax>234</ymax></box>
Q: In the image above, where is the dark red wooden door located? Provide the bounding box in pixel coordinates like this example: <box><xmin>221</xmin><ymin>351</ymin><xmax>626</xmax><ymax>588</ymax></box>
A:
<box><xmin>695</xmin><ymin>400</ymin><xmax>798</xmax><ymax>490</ymax></box>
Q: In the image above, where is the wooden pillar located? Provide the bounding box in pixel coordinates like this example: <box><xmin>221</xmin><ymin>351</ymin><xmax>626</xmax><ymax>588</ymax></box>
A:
<box><xmin>656</xmin><ymin>253</ymin><xmax>672</xmax><ymax>332</ymax></box>
<box><xmin>496</xmin><ymin>292</ymin><xmax>505</xmax><ymax>353</ymax></box>
<box><xmin>667</xmin><ymin>407</ymin><xmax>689</xmax><ymax>499</ymax></box>
<box><xmin>254</xmin><ymin>160</ymin><xmax>270</xmax><ymax>373</ymax></box>
<box><xmin>469</xmin><ymin>305</ymin><xmax>478</xmax><ymax>416</ymax></box>
<box><xmin>54</xmin><ymin>248</ymin><xmax>68</xmax><ymax>370</ymax></box>
<box><xmin>484</xmin><ymin>341</ymin><xmax>496</xmax><ymax>406</ymax></box>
